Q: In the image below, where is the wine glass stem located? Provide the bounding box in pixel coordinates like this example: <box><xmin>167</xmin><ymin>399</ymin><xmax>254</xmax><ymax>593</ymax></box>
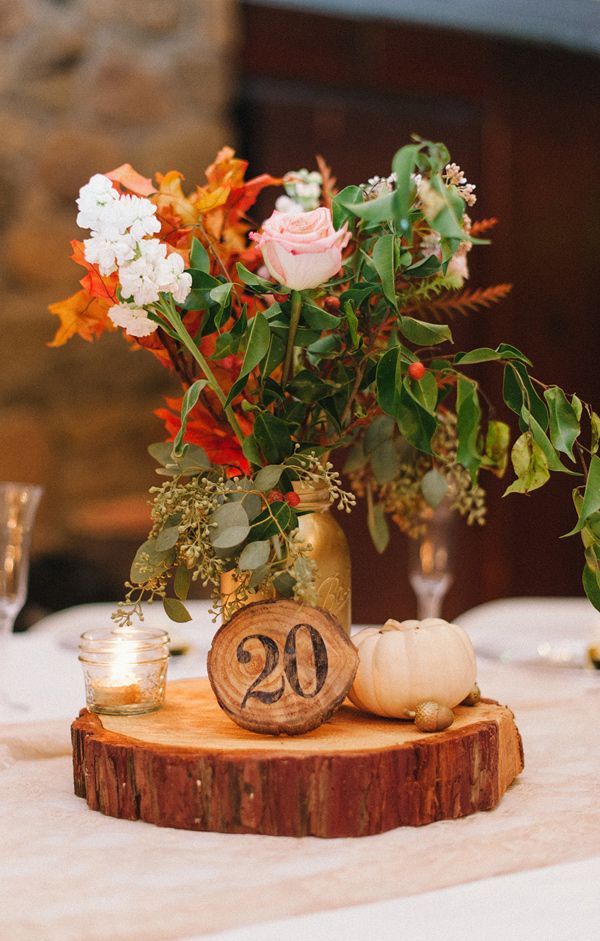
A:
<box><xmin>416</xmin><ymin>590</ymin><xmax>442</xmax><ymax>620</ymax></box>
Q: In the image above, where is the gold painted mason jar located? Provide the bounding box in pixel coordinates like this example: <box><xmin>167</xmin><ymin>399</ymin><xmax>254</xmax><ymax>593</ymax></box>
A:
<box><xmin>220</xmin><ymin>481</ymin><xmax>352</xmax><ymax>633</ymax></box>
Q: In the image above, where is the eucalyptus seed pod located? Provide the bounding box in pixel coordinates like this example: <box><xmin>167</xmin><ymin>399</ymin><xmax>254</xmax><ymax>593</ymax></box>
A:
<box><xmin>460</xmin><ymin>683</ymin><xmax>481</xmax><ymax>707</ymax></box>
<box><xmin>414</xmin><ymin>701</ymin><xmax>454</xmax><ymax>733</ymax></box>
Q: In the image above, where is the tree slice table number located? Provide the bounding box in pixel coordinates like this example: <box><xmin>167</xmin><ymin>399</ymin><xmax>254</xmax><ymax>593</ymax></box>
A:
<box><xmin>207</xmin><ymin>600</ymin><xmax>359</xmax><ymax>735</ymax></box>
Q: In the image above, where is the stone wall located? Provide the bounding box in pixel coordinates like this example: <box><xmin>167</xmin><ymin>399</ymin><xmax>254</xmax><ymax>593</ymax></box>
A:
<box><xmin>0</xmin><ymin>0</ymin><xmax>239</xmax><ymax>570</ymax></box>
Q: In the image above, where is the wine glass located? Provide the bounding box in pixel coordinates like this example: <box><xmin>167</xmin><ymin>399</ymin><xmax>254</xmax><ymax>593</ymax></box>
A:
<box><xmin>0</xmin><ymin>482</ymin><xmax>43</xmax><ymax>709</ymax></box>
<box><xmin>408</xmin><ymin>503</ymin><xmax>454</xmax><ymax>620</ymax></box>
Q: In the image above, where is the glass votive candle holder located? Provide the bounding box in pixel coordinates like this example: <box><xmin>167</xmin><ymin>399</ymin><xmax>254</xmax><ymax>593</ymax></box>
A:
<box><xmin>79</xmin><ymin>627</ymin><xmax>170</xmax><ymax>716</ymax></box>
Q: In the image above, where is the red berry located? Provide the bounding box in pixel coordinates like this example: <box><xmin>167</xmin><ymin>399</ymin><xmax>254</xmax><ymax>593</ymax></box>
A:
<box><xmin>408</xmin><ymin>361</ymin><xmax>426</xmax><ymax>380</ymax></box>
<box><xmin>268</xmin><ymin>490</ymin><xmax>283</xmax><ymax>503</ymax></box>
<box><xmin>323</xmin><ymin>296</ymin><xmax>341</xmax><ymax>313</ymax></box>
<box><xmin>285</xmin><ymin>491</ymin><xmax>301</xmax><ymax>507</ymax></box>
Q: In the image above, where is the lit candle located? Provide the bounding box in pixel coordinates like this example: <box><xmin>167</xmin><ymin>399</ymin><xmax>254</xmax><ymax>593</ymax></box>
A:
<box><xmin>91</xmin><ymin>633</ymin><xmax>142</xmax><ymax>707</ymax></box>
<box><xmin>79</xmin><ymin>627</ymin><xmax>170</xmax><ymax>715</ymax></box>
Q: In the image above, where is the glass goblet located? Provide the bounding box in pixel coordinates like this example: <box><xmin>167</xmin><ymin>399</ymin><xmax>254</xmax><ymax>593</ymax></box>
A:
<box><xmin>408</xmin><ymin>503</ymin><xmax>454</xmax><ymax>620</ymax></box>
<box><xmin>0</xmin><ymin>482</ymin><xmax>43</xmax><ymax>710</ymax></box>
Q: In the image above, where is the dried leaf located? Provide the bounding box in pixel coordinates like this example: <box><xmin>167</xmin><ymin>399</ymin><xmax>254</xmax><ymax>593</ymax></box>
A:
<box><xmin>48</xmin><ymin>290</ymin><xmax>113</xmax><ymax>346</ymax></box>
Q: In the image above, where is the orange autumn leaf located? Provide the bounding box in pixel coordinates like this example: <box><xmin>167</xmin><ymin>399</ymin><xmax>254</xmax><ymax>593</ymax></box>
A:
<box><xmin>193</xmin><ymin>185</ymin><xmax>230</xmax><ymax>214</ymax></box>
<box><xmin>154</xmin><ymin>171</ymin><xmax>198</xmax><ymax>224</ymax></box>
<box><xmin>154</xmin><ymin>172</ymin><xmax>229</xmax><ymax>225</ymax></box>
<box><xmin>205</xmin><ymin>146</ymin><xmax>248</xmax><ymax>189</ymax></box>
<box><xmin>107</xmin><ymin>163</ymin><xmax>156</xmax><ymax>196</ymax></box>
<box><xmin>70</xmin><ymin>240</ymin><xmax>119</xmax><ymax>302</ymax></box>
<box><xmin>48</xmin><ymin>291</ymin><xmax>113</xmax><ymax>347</ymax></box>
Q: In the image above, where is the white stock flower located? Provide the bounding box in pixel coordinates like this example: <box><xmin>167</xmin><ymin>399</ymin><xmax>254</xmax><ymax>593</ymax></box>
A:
<box><xmin>76</xmin><ymin>174</ymin><xmax>119</xmax><ymax>230</ymax></box>
<box><xmin>155</xmin><ymin>251</ymin><xmax>192</xmax><ymax>304</ymax></box>
<box><xmin>83</xmin><ymin>227</ymin><xmax>136</xmax><ymax>275</ymax></box>
<box><xmin>120</xmin><ymin>195</ymin><xmax>162</xmax><ymax>239</ymax></box>
<box><xmin>108</xmin><ymin>303</ymin><xmax>158</xmax><ymax>338</ymax></box>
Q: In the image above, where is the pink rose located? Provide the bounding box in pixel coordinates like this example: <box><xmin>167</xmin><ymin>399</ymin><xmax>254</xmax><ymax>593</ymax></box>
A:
<box><xmin>250</xmin><ymin>207</ymin><xmax>350</xmax><ymax>291</ymax></box>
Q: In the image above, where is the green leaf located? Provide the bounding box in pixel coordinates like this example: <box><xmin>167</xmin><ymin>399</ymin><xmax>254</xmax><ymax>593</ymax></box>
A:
<box><xmin>155</xmin><ymin>525</ymin><xmax>180</xmax><ymax>552</ymax></box>
<box><xmin>251</xmin><ymin>501</ymin><xmax>297</xmax><ymax>540</ymax></box>
<box><xmin>254</xmin><ymin>464</ymin><xmax>284</xmax><ymax>492</ymax></box>
<box><xmin>367</xmin><ymin>488</ymin><xmax>390</xmax><ymax>553</ymax></box>
<box><xmin>343</xmin><ymin>442</ymin><xmax>367</xmax><ymax>473</ymax></box>
<box><xmin>423</xmin><ymin>175</ymin><xmax>467</xmax><ymax>240</ymax></box>
<box><xmin>240</xmin><ymin>311</ymin><xmax>270</xmax><ymax>377</ymax></box>
<box><xmin>571</xmin><ymin>394</ymin><xmax>583</xmax><ymax>422</ymax></box>
<box><xmin>583</xmin><ymin>555</ymin><xmax>600</xmax><ymax>612</ymax></box>
<box><xmin>503</xmin><ymin>432</ymin><xmax>550</xmax><ymax>495</ymax></box>
<box><xmin>399</xmin><ymin>316</ymin><xmax>452</xmax><ymax>346</ymax></box>
<box><xmin>370</xmin><ymin>439</ymin><xmax>400</xmax><ymax>484</ymax></box>
<box><xmin>403</xmin><ymin>254</ymin><xmax>441</xmax><ymax>278</ymax></box>
<box><xmin>178</xmin><ymin>445</ymin><xmax>211</xmax><ymax>474</ymax></box>
<box><xmin>481</xmin><ymin>420</ymin><xmax>510</xmax><ymax>476</ymax></box>
<box><xmin>376</xmin><ymin>347</ymin><xmax>402</xmax><ymax>416</ymax></box>
<box><xmin>174</xmin><ymin>565</ymin><xmax>191</xmax><ymax>601</ymax></box>
<box><xmin>421</xmin><ymin>468</ymin><xmax>448</xmax><ymax>509</ymax></box>
<box><xmin>190</xmin><ymin>237</ymin><xmax>210</xmax><ymax>273</ymax></box>
<box><xmin>238</xmin><ymin>539</ymin><xmax>271</xmax><ymax>571</ymax></box>
<box><xmin>130</xmin><ymin>538</ymin><xmax>173</xmax><ymax>585</ymax></box>
<box><xmin>209</xmin><ymin>501</ymin><xmax>250</xmax><ymax>549</ymax></box>
<box><xmin>342</xmin><ymin>190</ymin><xmax>395</xmax><ymax>224</ymax></box>
<box><xmin>396</xmin><ymin>391</ymin><xmax>436</xmax><ymax>454</ymax></box>
<box><xmin>391</xmin><ymin>143</ymin><xmax>420</xmax><ymax>234</ymax></box>
<box><xmin>371</xmin><ymin>234</ymin><xmax>396</xmax><ymax>304</ymax></box>
<box><xmin>565</xmin><ymin>455</ymin><xmax>600</xmax><ymax>535</ymax></box>
<box><xmin>591</xmin><ymin>412</ymin><xmax>600</xmax><ymax>455</ymax></box>
<box><xmin>344</xmin><ymin>301</ymin><xmax>359</xmax><ymax>349</ymax></box>
<box><xmin>236</xmin><ymin>263</ymin><xmax>276</xmax><ymax>293</ymax></box>
<box><xmin>503</xmin><ymin>363</ymin><xmax>548</xmax><ymax>431</ymax></box>
<box><xmin>364</xmin><ymin>414</ymin><xmax>395</xmax><ymax>454</ymax></box>
<box><xmin>288</xmin><ymin>369</ymin><xmax>333</xmax><ymax>404</ymax></box>
<box><xmin>302</xmin><ymin>304</ymin><xmax>341</xmax><ymax>330</ymax></box>
<box><xmin>148</xmin><ymin>441</ymin><xmax>174</xmax><ymax>467</ymax></box>
<box><xmin>455</xmin><ymin>348</ymin><xmax>504</xmax><ymax>365</ymax></box>
<box><xmin>223</xmin><ymin>373</ymin><xmax>247</xmax><ymax>410</ymax></box>
<box><xmin>163</xmin><ymin>597</ymin><xmax>192</xmax><ymax>623</ymax></box>
<box><xmin>172</xmin><ymin>379</ymin><xmax>208</xmax><ymax>457</ymax></box>
<box><xmin>544</xmin><ymin>387</ymin><xmax>580</xmax><ymax>461</ymax></box>
<box><xmin>521</xmin><ymin>406</ymin><xmax>579</xmax><ymax>475</ymax></box>
<box><xmin>242</xmin><ymin>434</ymin><xmax>262</xmax><ymax>468</ymax></box>
<box><xmin>273</xmin><ymin>571</ymin><xmax>296</xmax><ymax>597</ymax></box>
<box><xmin>261</xmin><ymin>333</ymin><xmax>286</xmax><ymax>379</ymax></box>
<box><xmin>404</xmin><ymin>371</ymin><xmax>438</xmax><ymax>415</ymax></box>
<box><xmin>332</xmin><ymin>184</ymin><xmax>364</xmax><ymax>227</ymax></box>
<box><xmin>456</xmin><ymin>377</ymin><xmax>482</xmax><ymax>480</ymax></box>
<box><xmin>253</xmin><ymin>412</ymin><xmax>294</xmax><ymax>464</ymax></box>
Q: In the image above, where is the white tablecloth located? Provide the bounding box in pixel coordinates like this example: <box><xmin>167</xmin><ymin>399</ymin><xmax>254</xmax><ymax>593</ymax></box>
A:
<box><xmin>1</xmin><ymin>600</ymin><xmax>599</xmax><ymax>941</ymax></box>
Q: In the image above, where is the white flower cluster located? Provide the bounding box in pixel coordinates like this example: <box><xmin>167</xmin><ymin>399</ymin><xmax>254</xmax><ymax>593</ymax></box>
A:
<box><xmin>76</xmin><ymin>174</ymin><xmax>193</xmax><ymax>338</ymax></box>
<box><xmin>275</xmin><ymin>169</ymin><xmax>322</xmax><ymax>214</ymax></box>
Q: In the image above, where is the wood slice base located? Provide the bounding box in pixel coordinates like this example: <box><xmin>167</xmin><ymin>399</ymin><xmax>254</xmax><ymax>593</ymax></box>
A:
<box><xmin>72</xmin><ymin>678</ymin><xmax>523</xmax><ymax>838</ymax></box>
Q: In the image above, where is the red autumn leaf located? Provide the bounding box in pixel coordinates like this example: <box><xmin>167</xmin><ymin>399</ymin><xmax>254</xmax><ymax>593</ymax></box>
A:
<box><xmin>70</xmin><ymin>240</ymin><xmax>119</xmax><ymax>302</ymax></box>
<box><xmin>155</xmin><ymin>396</ymin><xmax>252</xmax><ymax>474</ymax></box>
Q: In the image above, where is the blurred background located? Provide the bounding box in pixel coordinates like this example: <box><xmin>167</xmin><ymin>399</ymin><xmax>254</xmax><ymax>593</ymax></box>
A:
<box><xmin>1</xmin><ymin>0</ymin><xmax>599</xmax><ymax>628</ymax></box>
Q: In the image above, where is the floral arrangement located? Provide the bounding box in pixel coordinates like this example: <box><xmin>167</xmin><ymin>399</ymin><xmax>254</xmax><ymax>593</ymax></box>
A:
<box><xmin>50</xmin><ymin>141</ymin><xmax>600</xmax><ymax>621</ymax></box>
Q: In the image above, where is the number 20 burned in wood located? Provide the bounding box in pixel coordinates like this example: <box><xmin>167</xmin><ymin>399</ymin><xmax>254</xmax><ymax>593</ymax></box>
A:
<box><xmin>207</xmin><ymin>600</ymin><xmax>359</xmax><ymax>735</ymax></box>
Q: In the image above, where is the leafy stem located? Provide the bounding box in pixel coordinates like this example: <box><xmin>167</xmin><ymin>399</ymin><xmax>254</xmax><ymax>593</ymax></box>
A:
<box><xmin>282</xmin><ymin>290</ymin><xmax>303</xmax><ymax>387</ymax></box>
<box><xmin>160</xmin><ymin>295</ymin><xmax>245</xmax><ymax>446</ymax></box>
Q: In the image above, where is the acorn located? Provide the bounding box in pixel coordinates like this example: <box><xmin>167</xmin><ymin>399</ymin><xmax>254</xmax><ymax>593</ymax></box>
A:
<box><xmin>414</xmin><ymin>701</ymin><xmax>454</xmax><ymax>733</ymax></box>
<box><xmin>460</xmin><ymin>683</ymin><xmax>481</xmax><ymax>707</ymax></box>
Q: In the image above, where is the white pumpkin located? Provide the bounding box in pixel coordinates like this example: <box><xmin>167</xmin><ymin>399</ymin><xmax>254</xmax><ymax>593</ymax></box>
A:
<box><xmin>349</xmin><ymin>617</ymin><xmax>476</xmax><ymax>717</ymax></box>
